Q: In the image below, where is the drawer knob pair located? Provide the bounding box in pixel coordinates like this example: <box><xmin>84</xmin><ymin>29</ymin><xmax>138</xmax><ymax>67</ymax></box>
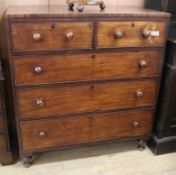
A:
<box><xmin>34</xmin><ymin>66</ymin><xmax>43</xmax><ymax>74</ymax></box>
<box><xmin>113</xmin><ymin>30</ymin><xmax>123</xmax><ymax>39</ymax></box>
<box><xmin>32</xmin><ymin>33</ymin><xmax>42</xmax><ymax>42</ymax></box>
<box><xmin>135</xmin><ymin>90</ymin><xmax>143</xmax><ymax>98</ymax></box>
<box><xmin>139</xmin><ymin>60</ymin><xmax>147</xmax><ymax>68</ymax></box>
<box><xmin>36</xmin><ymin>99</ymin><xmax>44</xmax><ymax>107</ymax></box>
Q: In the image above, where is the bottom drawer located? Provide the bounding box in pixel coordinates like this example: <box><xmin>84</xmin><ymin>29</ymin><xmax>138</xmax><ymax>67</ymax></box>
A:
<box><xmin>0</xmin><ymin>134</ymin><xmax>7</xmax><ymax>151</ymax></box>
<box><xmin>20</xmin><ymin>109</ymin><xmax>154</xmax><ymax>151</ymax></box>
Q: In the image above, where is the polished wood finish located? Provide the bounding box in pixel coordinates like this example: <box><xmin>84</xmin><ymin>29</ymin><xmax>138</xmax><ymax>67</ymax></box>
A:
<box><xmin>14</xmin><ymin>50</ymin><xmax>161</xmax><ymax>85</ymax></box>
<box><xmin>4</xmin><ymin>6</ymin><xmax>170</xmax><ymax>165</ymax></box>
<box><xmin>6</xmin><ymin>6</ymin><xmax>170</xmax><ymax>19</ymax></box>
<box><xmin>97</xmin><ymin>21</ymin><xmax>166</xmax><ymax>48</ymax></box>
<box><xmin>11</xmin><ymin>22</ymin><xmax>93</xmax><ymax>52</ymax></box>
<box><xmin>17</xmin><ymin>79</ymin><xmax>157</xmax><ymax>119</ymax></box>
<box><xmin>20</xmin><ymin>109</ymin><xmax>153</xmax><ymax>151</ymax></box>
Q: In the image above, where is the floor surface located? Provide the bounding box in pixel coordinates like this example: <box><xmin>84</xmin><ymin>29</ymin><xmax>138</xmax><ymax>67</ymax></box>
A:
<box><xmin>1</xmin><ymin>141</ymin><xmax>176</xmax><ymax>175</ymax></box>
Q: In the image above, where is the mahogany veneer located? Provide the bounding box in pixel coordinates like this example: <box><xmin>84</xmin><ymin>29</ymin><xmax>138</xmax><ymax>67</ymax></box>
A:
<box><xmin>4</xmin><ymin>5</ymin><xmax>170</xmax><ymax>167</ymax></box>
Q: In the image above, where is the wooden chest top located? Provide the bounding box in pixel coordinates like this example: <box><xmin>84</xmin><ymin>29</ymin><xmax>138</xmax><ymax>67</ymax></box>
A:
<box><xmin>6</xmin><ymin>5</ymin><xmax>170</xmax><ymax>19</ymax></box>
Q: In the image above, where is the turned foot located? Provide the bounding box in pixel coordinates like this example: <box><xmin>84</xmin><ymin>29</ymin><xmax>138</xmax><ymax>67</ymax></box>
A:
<box><xmin>68</xmin><ymin>3</ymin><xmax>74</xmax><ymax>11</ymax></box>
<box><xmin>138</xmin><ymin>139</ymin><xmax>146</xmax><ymax>151</ymax></box>
<box><xmin>21</xmin><ymin>156</ymin><xmax>35</xmax><ymax>168</ymax></box>
<box><xmin>77</xmin><ymin>5</ymin><xmax>84</xmax><ymax>12</ymax></box>
<box><xmin>100</xmin><ymin>2</ymin><xmax>106</xmax><ymax>10</ymax></box>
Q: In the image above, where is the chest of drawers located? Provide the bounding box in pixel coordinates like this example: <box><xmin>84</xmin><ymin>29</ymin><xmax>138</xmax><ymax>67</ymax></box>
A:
<box><xmin>4</xmin><ymin>5</ymin><xmax>170</xmax><ymax>167</ymax></box>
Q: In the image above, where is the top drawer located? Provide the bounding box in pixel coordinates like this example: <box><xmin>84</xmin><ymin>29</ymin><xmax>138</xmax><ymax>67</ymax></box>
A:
<box><xmin>10</xmin><ymin>22</ymin><xmax>93</xmax><ymax>52</ymax></box>
<box><xmin>97</xmin><ymin>21</ymin><xmax>166</xmax><ymax>48</ymax></box>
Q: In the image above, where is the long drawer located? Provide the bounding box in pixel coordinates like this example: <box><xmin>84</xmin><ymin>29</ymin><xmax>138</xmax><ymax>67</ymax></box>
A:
<box><xmin>11</xmin><ymin>22</ymin><xmax>93</xmax><ymax>52</ymax></box>
<box><xmin>17</xmin><ymin>79</ymin><xmax>157</xmax><ymax>119</ymax></box>
<box><xmin>20</xmin><ymin>109</ymin><xmax>154</xmax><ymax>151</ymax></box>
<box><xmin>97</xmin><ymin>21</ymin><xmax>166</xmax><ymax>48</ymax></box>
<box><xmin>14</xmin><ymin>50</ymin><xmax>161</xmax><ymax>85</ymax></box>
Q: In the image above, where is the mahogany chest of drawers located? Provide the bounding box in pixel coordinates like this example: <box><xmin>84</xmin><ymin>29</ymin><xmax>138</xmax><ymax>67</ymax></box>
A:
<box><xmin>4</xmin><ymin>5</ymin><xmax>170</xmax><ymax>167</ymax></box>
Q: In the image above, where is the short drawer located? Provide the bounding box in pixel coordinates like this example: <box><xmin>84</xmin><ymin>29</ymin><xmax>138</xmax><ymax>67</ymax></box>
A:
<box><xmin>0</xmin><ymin>134</ymin><xmax>6</xmax><ymax>151</ymax></box>
<box><xmin>20</xmin><ymin>109</ymin><xmax>153</xmax><ymax>151</ymax></box>
<box><xmin>17</xmin><ymin>79</ymin><xmax>158</xmax><ymax>119</ymax></box>
<box><xmin>14</xmin><ymin>50</ymin><xmax>161</xmax><ymax>85</ymax></box>
<box><xmin>11</xmin><ymin>22</ymin><xmax>93</xmax><ymax>52</ymax></box>
<box><xmin>97</xmin><ymin>21</ymin><xmax>166</xmax><ymax>48</ymax></box>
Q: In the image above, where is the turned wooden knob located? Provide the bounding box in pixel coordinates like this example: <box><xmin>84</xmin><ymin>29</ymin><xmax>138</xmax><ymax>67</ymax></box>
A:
<box><xmin>33</xmin><ymin>66</ymin><xmax>43</xmax><ymax>74</ymax></box>
<box><xmin>135</xmin><ymin>90</ymin><xmax>143</xmax><ymax>98</ymax></box>
<box><xmin>139</xmin><ymin>60</ymin><xmax>147</xmax><ymax>68</ymax></box>
<box><xmin>66</xmin><ymin>31</ymin><xmax>75</xmax><ymax>40</ymax></box>
<box><xmin>32</xmin><ymin>33</ymin><xmax>42</xmax><ymax>42</ymax></box>
<box><xmin>113</xmin><ymin>30</ymin><xmax>123</xmax><ymax>39</ymax></box>
<box><xmin>132</xmin><ymin>121</ymin><xmax>139</xmax><ymax>128</ymax></box>
<box><xmin>36</xmin><ymin>99</ymin><xmax>44</xmax><ymax>107</ymax></box>
<box><xmin>38</xmin><ymin>131</ymin><xmax>47</xmax><ymax>138</ymax></box>
<box><xmin>142</xmin><ymin>29</ymin><xmax>151</xmax><ymax>38</ymax></box>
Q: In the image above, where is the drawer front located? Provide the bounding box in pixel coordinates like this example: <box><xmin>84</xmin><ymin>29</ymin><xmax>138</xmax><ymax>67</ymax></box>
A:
<box><xmin>97</xmin><ymin>21</ymin><xmax>166</xmax><ymax>48</ymax></box>
<box><xmin>20</xmin><ymin>109</ymin><xmax>153</xmax><ymax>151</ymax></box>
<box><xmin>17</xmin><ymin>79</ymin><xmax>157</xmax><ymax>119</ymax></box>
<box><xmin>11</xmin><ymin>22</ymin><xmax>93</xmax><ymax>52</ymax></box>
<box><xmin>0</xmin><ymin>134</ymin><xmax>6</xmax><ymax>151</ymax></box>
<box><xmin>14</xmin><ymin>50</ymin><xmax>161</xmax><ymax>85</ymax></box>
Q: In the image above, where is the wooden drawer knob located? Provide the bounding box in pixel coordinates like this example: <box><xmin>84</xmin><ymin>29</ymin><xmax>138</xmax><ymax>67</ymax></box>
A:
<box><xmin>33</xmin><ymin>66</ymin><xmax>43</xmax><ymax>74</ymax></box>
<box><xmin>32</xmin><ymin>33</ymin><xmax>42</xmax><ymax>42</ymax></box>
<box><xmin>135</xmin><ymin>90</ymin><xmax>143</xmax><ymax>98</ymax></box>
<box><xmin>38</xmin><ymin>131</ymin><xmax>47</xmax><ymax>138</ymax></box>
<box><xmin>113</xmin><ymin>30</ymin><xmax>123</xmax><ymax>39</ymax></box>
<box><xmin>142</xmin><ymin>29</ymin><xmax>151</xmax><ymax>38</ymax></box>
<box><xmin>132</xmin><ymin>121</ymin><xmax>139</xmax><ymax>128</ymax></box>
<box><xmin>139</xmin><ymin>60</ymin><xmax>147</xmax><ymax>68</ymax></box>
<box><xmin>66</xmin><ymin>31</ymin><xmax>75</xmax><ymax>41</ymax></box>
<box><xmin>36</xmin><ymin>99</ymin><xmax>44</xmax><ymax>107</ymax></box>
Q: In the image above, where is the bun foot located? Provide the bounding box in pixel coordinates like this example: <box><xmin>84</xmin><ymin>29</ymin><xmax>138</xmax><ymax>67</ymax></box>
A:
<box><xmin>21</xmin><ymin>155</ymin><xmax>35</xmax><ymax>168</ymax></box>
<box><xmin>77</xmin><ymin>5</ymin><xmax>84</xmax><ymax>12</ymax></box>
<box><xmin>138</xmin><ymin>140</ymin><xmax>146</xmax><ymax>151</ymax></box>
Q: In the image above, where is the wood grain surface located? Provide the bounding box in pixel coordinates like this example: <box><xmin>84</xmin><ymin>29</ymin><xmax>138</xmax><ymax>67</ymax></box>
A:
<box><xmin>13</xmin><ymin>50</ymin><xmax>161</xmax><ymax>85</ymax></box>
<box><xmin>97</xmin><ymin>21</ymin><xmax>166</xmax><ymax>48</ymax></box>
<box><xmin>17</xmin><ymin>79</ymin><xmax>157</xmax><ymax>119</ymax></box>
<box><xmin>20</xmin><ymin>108</ymin><xmax>153</xmax><ymax>151</ymax></box>
<box><xmin>11</xmin><ymin>22</ymin><xmax>93</xmax><ymax>52</ymax></box>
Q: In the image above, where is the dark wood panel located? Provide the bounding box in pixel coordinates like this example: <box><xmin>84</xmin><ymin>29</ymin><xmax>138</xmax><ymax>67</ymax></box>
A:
<box><xmin>14</xmin><ymin>50</ymin><xmax>161</xmax><ymax>85</ymax></box>
<box><xmin>97</xmin><ymin>21</ymin><xmax>166</xmax><ymax>48</ymax></box>
<box><xmin>11</xmin><ymin>22</ymin><xmax>93</xmax><ymax>52</ymax></box>
<box><xmin>20</xmin><ymin>109</ymin><xmax>154</xmax><ymax>151</ymax></box>
<box><xmin>17</xmin><ymin>79</ymin><xmax>158</xmax><ymax>119</ymax></box>
<box><xmin>0</xmin><ymin>117</ymin><xmax>4</xmax><ymax>130</ymax></box>
<box><xmin>0</xmin><ymin>134</ymin><xmax>6</xmax><ymax>151</ymax></box>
